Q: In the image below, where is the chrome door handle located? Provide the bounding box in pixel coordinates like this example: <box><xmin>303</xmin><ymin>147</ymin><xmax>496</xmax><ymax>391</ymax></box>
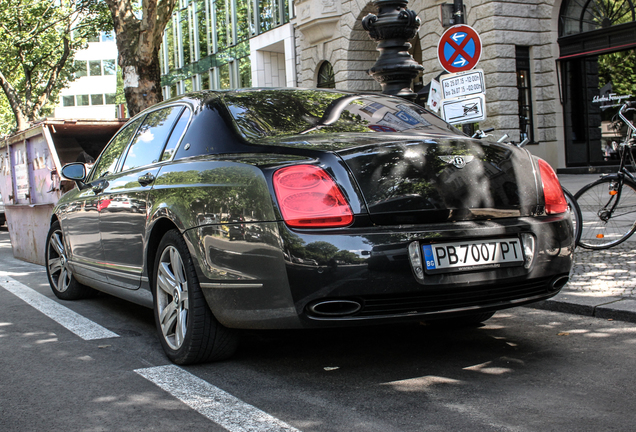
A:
<box><xmin>138</xmin><ymin>173</ymin><xmax>156</xmax><ymax>186</ymax></box>
<box><xmin>91</xmin><ymin>180</ymin><xmax>108</xmax><ymax>194</ymax></box>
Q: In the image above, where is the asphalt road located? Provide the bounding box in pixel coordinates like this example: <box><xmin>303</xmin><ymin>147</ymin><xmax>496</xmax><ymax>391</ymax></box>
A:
<box><xmin>1</xmin><ymin>229</ymin><xmax>635</xmax><ymax>432</ymax></box>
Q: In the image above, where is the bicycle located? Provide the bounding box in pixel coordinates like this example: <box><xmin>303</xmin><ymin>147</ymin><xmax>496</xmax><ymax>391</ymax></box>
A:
<box><xmin>472</xmin><ymin>128</ymin><xmax>582</xmax><ymax>246</ymax></box>
<box><xmin>574</xmin><ymin>101</ymin><xmax>636</xmax><ymax>250</ymax></box>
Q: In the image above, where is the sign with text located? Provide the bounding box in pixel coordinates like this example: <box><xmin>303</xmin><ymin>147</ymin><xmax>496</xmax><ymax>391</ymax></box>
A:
<box><xmin>440</xmin><ymin>69</ymin><xmax>485</xmax><ymax>100</ymax></box>
<box><xmin>441</xmin><ymin>94</ymin><xmax>487</xmax><ymax>125</ymax></box>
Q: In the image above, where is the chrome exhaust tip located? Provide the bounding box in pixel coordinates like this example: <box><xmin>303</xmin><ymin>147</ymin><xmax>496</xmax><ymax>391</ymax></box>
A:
<box><xmin>549</xmin><ymin>276</ymin><xmax>569</xmax><ymax>292</ymax></box>
<box><xmin>307</xmin><ymin>300</ymin><xmax>362</xmax><ymax>317</ymax></box>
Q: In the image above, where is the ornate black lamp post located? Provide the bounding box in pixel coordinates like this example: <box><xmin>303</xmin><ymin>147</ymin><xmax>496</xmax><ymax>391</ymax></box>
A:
<box><xmin>362</xmin><ymin>0</ymin><xmax>424</xmax><ymax>101</ymax></box>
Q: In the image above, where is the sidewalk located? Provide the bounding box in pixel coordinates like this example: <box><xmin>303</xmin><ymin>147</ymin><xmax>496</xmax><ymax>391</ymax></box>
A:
<box><xmin>531</xmin><ymin>174</ymin><xmax>636</xmax><ymax>323</ymax></box>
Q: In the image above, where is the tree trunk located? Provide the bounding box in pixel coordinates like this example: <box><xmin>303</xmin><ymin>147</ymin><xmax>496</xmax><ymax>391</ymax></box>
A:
<box><xmin>121</xmin><ymin>52</ymin><xmax>162</xmax><ymax>117</ymax></box>
<box><xmin>106</xmin><ymin>0</ymin><xmax>177</xmax><ymax>118</ymax></box>
<box><xmin>14</xmin><ymin>112</ymin><xmax>29</xmax><ymax>131</ymax></box>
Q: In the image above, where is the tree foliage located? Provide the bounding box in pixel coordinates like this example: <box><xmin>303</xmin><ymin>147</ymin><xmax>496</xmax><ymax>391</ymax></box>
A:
<box><xmin>598</xmin><ymin>49</ymin><xmax>636</xmax><ymax>97</ymax></box>
<box><xmin>0</xmin><ymin>0</ymin><xmax>109</xmax><ymax>133</ymax></box>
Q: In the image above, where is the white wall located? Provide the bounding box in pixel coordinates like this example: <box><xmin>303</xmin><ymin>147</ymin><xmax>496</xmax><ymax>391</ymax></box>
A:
<box><xmin>250</xmin><ymin>23</ymin><xmax>296</xmax><ymax>88</ymax></box>
<box><xmin>55</xmin><ymin>37</ymin><xmax>119</xmax><ymax>119</ymax></box>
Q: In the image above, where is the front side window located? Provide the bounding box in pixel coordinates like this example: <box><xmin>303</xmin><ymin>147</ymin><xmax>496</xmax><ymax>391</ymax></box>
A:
<box><xmin>122</xmin><ymin>106</ymin><xmax>184</xmax><ymax>171</ymax></box>
<box><xmin>88</xmin><ymin>118</ymin><xmax>143</xmax><ymax>182</ymax></box>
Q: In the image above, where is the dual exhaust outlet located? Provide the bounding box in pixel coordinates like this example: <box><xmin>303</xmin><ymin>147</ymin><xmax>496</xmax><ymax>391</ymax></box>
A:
<box><xmin>306</xmin><ymin>276</ymin><xmax>569</xmax><ymax>318</ymax></box>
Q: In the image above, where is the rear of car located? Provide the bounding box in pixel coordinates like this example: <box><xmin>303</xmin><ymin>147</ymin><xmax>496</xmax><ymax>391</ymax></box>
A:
<box><xmin>192</xmin><ymin>89</ymin><xmax>574</xmax><ymax>328</ymax></box>
<box><xmin>48</xmin><ymin>89</ymin><xmax>574</xmax><ymax>365</ymax></box>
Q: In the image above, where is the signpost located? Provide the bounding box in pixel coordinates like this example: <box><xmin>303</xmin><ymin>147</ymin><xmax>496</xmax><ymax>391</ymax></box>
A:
<box><xmin>435</xmin><ymin>23</ymin><xmax>487</xmax><ymax>125</ymax></box>
<box><xmin>437</xmin><ymin>24</ymin><xmax>482</xmax><ymax>73</ymax></box>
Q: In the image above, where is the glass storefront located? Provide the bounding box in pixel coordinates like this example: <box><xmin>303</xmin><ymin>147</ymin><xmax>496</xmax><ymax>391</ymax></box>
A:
<box><xmin>559</xmin><ymin>0</ymin><xmax>635</xmax><ymax>167</ymax></box>
<box><xmin>160</xmin><ymin>0</ymin><xmax>291</xmax><ymax>95</ymax></box>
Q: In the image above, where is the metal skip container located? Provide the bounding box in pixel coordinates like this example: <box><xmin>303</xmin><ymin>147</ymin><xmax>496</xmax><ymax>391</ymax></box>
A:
<box><xmin>0</xmin><ymin>119</ymin><xmax>125</xmax><ymax>265</ymax></box>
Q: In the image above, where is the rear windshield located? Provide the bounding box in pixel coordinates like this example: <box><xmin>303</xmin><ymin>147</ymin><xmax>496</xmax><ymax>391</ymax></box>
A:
<box><xmin>222</xmin><ymin>90</ymin><xmax>462</xmax><ymax>140</ymax></box>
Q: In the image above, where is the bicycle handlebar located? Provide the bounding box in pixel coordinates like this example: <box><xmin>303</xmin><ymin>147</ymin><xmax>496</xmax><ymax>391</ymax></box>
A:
<box><xmin>472</xmin><ymin>127</ymin><xmax>495</xmax><ymax>138</ymax></box>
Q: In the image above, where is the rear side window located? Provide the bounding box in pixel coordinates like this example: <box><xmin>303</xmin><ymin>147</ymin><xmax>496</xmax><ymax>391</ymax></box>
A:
<box><xmin>122</xmin><ymin>106</ymin><xmax>184</xmax><ymax>171</ymax></box>
<box><xmin>161</xmin><ymin>107</ymin><xmax>191</xmax><ymax>162</ymax></box>
<box><xmin>174</xmin><ymin>105</ymin><xmax>238</xmax><ymax>159</ymax></box>
<box><xmin>88</xmin><ymin>117</ymin><xmax>143</xmax><ymax>182</ymax></box>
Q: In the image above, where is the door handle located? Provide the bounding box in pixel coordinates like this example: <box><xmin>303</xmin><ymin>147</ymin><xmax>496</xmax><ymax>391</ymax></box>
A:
<box><xmin>91</xmin><ymin>179</ymin><xmax>108</xmax><ymax>194</ymax></box>
<box><xmin>138</xmin><ymin>173</ymin><xmax>156</xmax><ymax>187</ymax></box>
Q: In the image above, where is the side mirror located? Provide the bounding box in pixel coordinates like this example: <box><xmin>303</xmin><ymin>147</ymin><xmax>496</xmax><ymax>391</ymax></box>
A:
<box><xmin>61</xmin><ymin>163</ymin><xmax>87</xmax><ymax>189</ymax></box>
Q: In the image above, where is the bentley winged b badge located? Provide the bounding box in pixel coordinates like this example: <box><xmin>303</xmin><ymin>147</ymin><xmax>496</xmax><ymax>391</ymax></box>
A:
<box><xmin>438</xmin><ymin>155</ymin><xmax>475</xmax><ymax>169</ymax></box>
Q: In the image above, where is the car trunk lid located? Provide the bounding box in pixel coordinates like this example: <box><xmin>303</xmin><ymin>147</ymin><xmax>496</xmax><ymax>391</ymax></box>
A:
<box><xmin>336</xmin><ymin>137</ymin><xmax>539</xmax><ymax>225</ymax></box>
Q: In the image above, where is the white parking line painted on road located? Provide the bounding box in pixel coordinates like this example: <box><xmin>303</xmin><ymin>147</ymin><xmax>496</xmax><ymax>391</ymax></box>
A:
<box><xmin>135</xmin><ymin>365</ymin><xmax>301</xmax><ymax>432</ymax></box>
<box><xmin>0</xmin><ymin>274</ymin><xmax>119</xmax><ymax>340</ymax></box>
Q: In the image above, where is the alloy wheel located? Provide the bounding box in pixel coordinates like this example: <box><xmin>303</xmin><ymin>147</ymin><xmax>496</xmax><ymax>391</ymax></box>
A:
<box><xmin>47</xmin><ymin>230</ymin><xmax>73</xmax><ymax>293</ymax></box>
<box><xmin>156</xmin><ymin>245</ymin><xmax>189</xmax><ymax>350</ymax></box>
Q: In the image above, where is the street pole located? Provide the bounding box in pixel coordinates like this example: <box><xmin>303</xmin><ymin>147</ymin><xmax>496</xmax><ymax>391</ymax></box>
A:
<box><xmin>362</xmin><ymin>0</ymin><xmax>424</xmax><ymax>101</ymax></box>
<box><xmin>454</xmin><ymin>0</ymin><xmax>464</xmax><ymax>24</ymax></box>
<box><xmin>453</xmin><ymin>0</ymin><xmax>474</xmax><ymax>135</ymax></box>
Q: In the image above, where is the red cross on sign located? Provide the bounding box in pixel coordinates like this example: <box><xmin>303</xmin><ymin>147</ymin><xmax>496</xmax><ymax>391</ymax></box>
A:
<box><xmin>437</xmin><ymin>24</ymin><xmax>482</xmax><ymax>73</ymax></box>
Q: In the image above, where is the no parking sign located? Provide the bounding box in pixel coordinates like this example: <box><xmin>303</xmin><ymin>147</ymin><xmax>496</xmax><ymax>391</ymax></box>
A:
<box><xmin>437</xmin><ymin>24</ymin><xmax>482</xmax><ymax>73</ymax></box>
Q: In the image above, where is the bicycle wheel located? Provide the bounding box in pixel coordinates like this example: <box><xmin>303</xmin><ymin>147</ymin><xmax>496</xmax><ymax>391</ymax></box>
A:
<box><xmin>574</xmin><ymin>176</ymin><xmax>636</xmax><ymax>249</ymax></box>
<box><xmin>562</xmin><ymin>187</ymin><xmax>582</xmax><ymax>247</ymax></box>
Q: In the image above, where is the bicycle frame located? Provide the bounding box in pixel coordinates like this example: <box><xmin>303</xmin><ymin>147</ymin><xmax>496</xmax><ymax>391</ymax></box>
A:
<box><xmin>599</xmin><ymin>103</ymin><xmax>636</xmax><ymax>220</ymax></box>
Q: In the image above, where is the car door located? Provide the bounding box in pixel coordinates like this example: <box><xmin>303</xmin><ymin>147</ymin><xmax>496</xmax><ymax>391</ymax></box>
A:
<box><xmin>99</xmin><ymin>105</ymin><xmax>187</xmax><ymax>289</ymax></box>
<box><xmin>65</xmin><ymin>118</ymin><xmax>142</xmax><ymax>281</ymax></box>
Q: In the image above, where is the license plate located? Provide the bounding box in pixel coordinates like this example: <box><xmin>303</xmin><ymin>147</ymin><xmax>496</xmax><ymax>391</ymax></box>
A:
<box><xmin>422</xmin><ymin>238</ymin><xmax>523</xmax><ymax>274</ymax></box>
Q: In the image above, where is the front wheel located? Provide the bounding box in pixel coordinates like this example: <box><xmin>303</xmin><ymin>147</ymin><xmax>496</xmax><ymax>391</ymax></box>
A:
<box><xmin>45</xmin><ymin>221</ymin><xmax>96</xmax><ymax>300</ymax></box>
<box><xmin>153</xmin><ymin>229</ymin><xmax>239</xmax><ymax>364</ymax></box>
<box><xmin>562</xmin><ymin>187</ymin><xmax>582</xmax><ymax>247</ymax></box>
<box><xmin>575</xmin><ymin>176</ymin><xmax>636</xmax><ymax>249</ymax></box>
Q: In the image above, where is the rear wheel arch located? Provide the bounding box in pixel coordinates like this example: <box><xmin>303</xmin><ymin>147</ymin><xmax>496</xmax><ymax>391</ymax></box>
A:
<box><xmin>146</xmin><ymin>218</ymin><xmax>180</xmax><ymax>291</ymax></box>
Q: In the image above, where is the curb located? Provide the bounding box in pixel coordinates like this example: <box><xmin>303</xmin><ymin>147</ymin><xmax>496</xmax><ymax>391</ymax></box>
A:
<box><xmin>530</xmin><ymin>291</ymin><xmax>636</xmax><ymax>324</ymax></box>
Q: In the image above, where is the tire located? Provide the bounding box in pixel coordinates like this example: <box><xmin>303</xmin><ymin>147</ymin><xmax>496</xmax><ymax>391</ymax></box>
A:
<box><xmin>562</xmin><ymin>187</ymin><xmax>582</xmax><ymax>247</ymax></box>
<box><xmin>45</xmin><ymin>221</ymin><xmax>96</xmax><ymax>300</ymax></box>
<box><xmin>574</xmin><ymin>176</ymin><xmax>636</xmax><ymax>249</ymax></box>
<box><xmin>153</xmin><ymin>229</ymin><xmax>239</xmax><ymax>364</ymax></box>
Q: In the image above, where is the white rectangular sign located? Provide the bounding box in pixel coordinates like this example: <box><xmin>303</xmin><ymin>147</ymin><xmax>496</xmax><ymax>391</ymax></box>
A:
<box><xmin>440</xmin><ymin>69</ymin><xmax>485</xmax><ymax>100</ymax></box>
<box><xmin>441</xmin><ymin>94</ymin><xmax>487</xmax><ymax>125</ymax></box>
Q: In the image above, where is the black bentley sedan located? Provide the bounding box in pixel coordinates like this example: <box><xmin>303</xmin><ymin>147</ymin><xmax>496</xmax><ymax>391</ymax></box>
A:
<box><xmin>46</xmin><ymin>89</ymin><xmax>574</xmax><ymax>364</ymax></box>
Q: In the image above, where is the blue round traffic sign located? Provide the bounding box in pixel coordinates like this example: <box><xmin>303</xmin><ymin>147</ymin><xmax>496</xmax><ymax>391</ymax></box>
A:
<box><xmin>437</xmin><ymin>24</ymin><xmax>482</xmax><ymax>73</ymax></box>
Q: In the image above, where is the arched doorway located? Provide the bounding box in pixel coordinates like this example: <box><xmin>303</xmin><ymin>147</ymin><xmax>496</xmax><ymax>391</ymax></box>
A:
<box><xmin>559</xmin><ymin>0</ymin><xmax>636</xmax><ymax>168</ymax></box>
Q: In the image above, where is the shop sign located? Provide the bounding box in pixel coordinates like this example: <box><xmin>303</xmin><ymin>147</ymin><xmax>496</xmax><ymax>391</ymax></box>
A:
<box><xmin>592</xmin><ymin>93</ymin><xmax>633</xmax><ymax>105</ymax></box>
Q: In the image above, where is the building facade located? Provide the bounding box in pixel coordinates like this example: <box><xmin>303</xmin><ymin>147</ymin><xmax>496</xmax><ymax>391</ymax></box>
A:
<box><xmin>159</xmin><ymin>0</ymin><xmax>636</xmax><ymax>171</ymax></box>
<box><xmin>55</xmin><ymin>31</ymin><xmax>119</xmax><ymax>120</ymax></box>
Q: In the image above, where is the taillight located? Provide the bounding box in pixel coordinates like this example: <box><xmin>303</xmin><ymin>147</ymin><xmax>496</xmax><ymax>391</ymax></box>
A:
<box><xmin>538</xmin><ymin>158</ymin><xmax>567</xmax><ymax>214</ymax></box>
<box><xmin>273</xmin><ymin>165</ymin><xmax>354</xmax><ymax>228</ymax></box>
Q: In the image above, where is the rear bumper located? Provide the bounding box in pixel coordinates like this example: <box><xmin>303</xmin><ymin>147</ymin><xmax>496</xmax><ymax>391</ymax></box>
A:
<box><xmin>189</xmin><ymin>213</ymin><xmax>574</xmax><ymax>329</ymax></box>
